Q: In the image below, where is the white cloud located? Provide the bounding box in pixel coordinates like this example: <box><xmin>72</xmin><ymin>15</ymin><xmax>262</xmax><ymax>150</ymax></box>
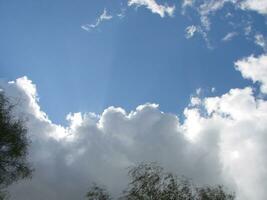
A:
<box><xmin>81</xmin><ymin>9</ymin><xmax>113</xmax><ymax>32</ymax></box>
<box><xmin>198</xmin><ymin>0</ymin><xmax>233</xmax><ymax>16</ymax></box>
<box><xmin>1</xmin><ymin>54</ymin><xmax>267</xmax><ymax>199</ymax></box>
<box><xmin>196</xmin><ymin>0</ymin><xmax>236</xmax><ymax>31</ymax></box>
<box><xmin>185</xmin><ymin>25</ymin><xmax>198</xmax><ymax>39</ymax></box>
<box><xmin>255</xmin><ymin>34</ymin><xmax>267</xmax><ymax>51</ymax></box>
<box><xmin>182</xmin><ymin>0</ymin><xmax>194</xmax><ymax>8</ymax></box>
<box><xmin>235</xmin><ymin>54</ymin><xmax>267</xmax><ymax>94</ymax></box>
<box><xmin>240</xmin><ymin>0</ymin><xmax>267</xmax><ymax>15</ymax></box>
<box><xmin>190</xmin><ymin>97</ymin><xmax>202</xmax><ymax>106</ymax></box>
<box><xmin>196</xmin><ymin>88</ymin><xmax>202</xmax><ymax>95</ymax></box>
<box><xmin>128</xmin><ymin>0</ymin><xmax>175</xmax><ymax>17</ymax></box>
<box><xmin>182</xmin><ymin>0</ymin><xmax>236</xmax><ymax>46</ymax></box>
<box><xmin>222</xmin><ymin>32</ymin><xmax>238</xmax><ymax>42</ymax></box>
<box><xmin>181</xmin><ymin>0</ymin><xmax>195</xmax><ymax>15</ymax></box>
<box><xmin>186</xmin><ymin>0</ymin><xmax>267</xmax><ymax>18</ymax></box>
<box><xmin>203</xmin><ymin>86</ymin><xmax>267</xmax><ymax>200</ymax></box>
<box><xmin>182</xmin><ymin>0</ymin><xmax>266</xmax><ymax>45</ymax></box>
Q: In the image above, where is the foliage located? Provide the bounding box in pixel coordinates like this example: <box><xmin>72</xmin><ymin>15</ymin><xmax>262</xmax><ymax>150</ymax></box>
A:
<box><xmin>0</xmin><ymin>92</ymin><xmax>32</xmax><ymax>196</ymax></box>
<box><xmin>196</xmin><ymin>185</ymin><xmax>235</xmax><ymax>200</ymax></box>
<box><xmin>121</xmin><ymin>162</ymin><xmax>194</xmax><ymax>200</ymax></box>
<box><xmin>86</xmin><ymin>183</ymin><xmax>112</xmax><ymax>200</ymax></box>
<box><xmin>0</xmin><ymin>190</ymin><xmax>9</xmax><ymax>200</ymax></box>
<box><xmin>87</xmin><ymin>162</ymin><xmax>235</xmax><ymax>200</ymax></box>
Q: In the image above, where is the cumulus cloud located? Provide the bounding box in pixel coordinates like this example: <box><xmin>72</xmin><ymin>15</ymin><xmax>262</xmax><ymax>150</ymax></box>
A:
<box><xmin>128</xmin><ymin>0</ymin><xmax>175</xmax><ymax>17</ymax></box>
<box><xmin>203</xmin><ymin>86</ymin><xmax>267</xmax><ymax>200</ymax></box>
<box><xmin>1</xmin><ymin>54</ymin><xmax>267</xmax><ymax>200</ymax></box>
<box><xmin>235</xmin><ymin>54</ymin><xmax>267</xmax><ymax>94</ymax></box>
<box><xmin>81</xmin><ymin>9</ymin><xmax>113</xmax><ymax>32</ymax></box>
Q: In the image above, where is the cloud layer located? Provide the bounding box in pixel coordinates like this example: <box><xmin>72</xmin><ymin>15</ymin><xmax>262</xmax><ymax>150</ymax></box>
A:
<box><xmin>1</xmin><ymin>54</ymin><xmax>267</xmax><ymax>200</ymax></box>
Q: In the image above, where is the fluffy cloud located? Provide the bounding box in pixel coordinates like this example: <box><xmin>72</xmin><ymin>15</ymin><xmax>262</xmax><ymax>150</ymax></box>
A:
<box><xmin>128</xmin><ymin>0</ymin><xmax>175</xmax><ymax>17</ymax></box>
<box><xmin>240</xmin><ymin>0</ymin><xmax>267</xmax><ymax>15</ymax></box>
<box><xmin>204</xmin><ymin>87</ymin><xmax>267</xmax><ymax>200</ymax></box>
<box><xmin>1</xmin><ymin>54</ymin><xmax>267</xmax><ymax>200</ymax></box>
<box><xmin>235</xmin><ymin>54</ymin><xmax>267</xmax><ymax>94</ymax></box>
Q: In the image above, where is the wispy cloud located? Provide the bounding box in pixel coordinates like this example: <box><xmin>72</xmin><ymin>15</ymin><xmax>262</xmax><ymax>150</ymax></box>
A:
<box><xmin>255</xmin><ymin>34</ymin><xmax>267</xmax><ymax>51</ymax></box>
<box><xmin>185</xmin><ymin>25</ymin><xmax>198</xmax><ymax>39</ymax></box>
<box><xmin>182</xmin><ymin>0</ymin><xmax>195</xmax><ymax>8</ymax></box>
<box><xmin>81</xmin><ymin>9</ymin><xmax>113</xmax><ymax>32</ymax></box>
<box><xmin>182</xmin><ymin>0</ymin><xmax>267</xmax><ymax>48</ymax></box>
<box><xmin>185</xmin><ymin>25</ymin><xmax>212</xmax><ymax>48</ymax></box>
<box><xmin>117</xmin><ymin>7</ymin><xmax>127</xmax><ymax>19</ymax></box>
<box><xmin>128</xmin><ymin>0</ymin><xmax>175</xmax><ymax>18</ymax></box>
<box><xmin>222</xmin><ymin>32</ymin><xmax>238</xmax><ymax>42</ymax></box>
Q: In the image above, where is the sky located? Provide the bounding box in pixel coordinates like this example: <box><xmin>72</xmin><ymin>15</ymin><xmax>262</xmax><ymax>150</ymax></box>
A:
<box><xmin>0</xmin><ymin>0</ymin><xmax>267</xmax><ymax>200</ymax></box>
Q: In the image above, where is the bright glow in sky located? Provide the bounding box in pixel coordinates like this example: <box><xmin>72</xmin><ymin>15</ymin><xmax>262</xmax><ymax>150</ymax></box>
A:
<box><xmin>0</xmin><ymin>0</ymin><xmax>267</xmax><ymax>200</ymax></box>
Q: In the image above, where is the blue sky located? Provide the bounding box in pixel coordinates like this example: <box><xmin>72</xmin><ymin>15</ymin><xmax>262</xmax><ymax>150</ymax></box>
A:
<box><xmin>0</xmin><ymin>0</ymin><xmax>266</xmax><ymax>124</ymax></box>
<box><xmin>2</xmin><ymin>1</ymin><xmax>267</xmax><ymax>200</ymax></box>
